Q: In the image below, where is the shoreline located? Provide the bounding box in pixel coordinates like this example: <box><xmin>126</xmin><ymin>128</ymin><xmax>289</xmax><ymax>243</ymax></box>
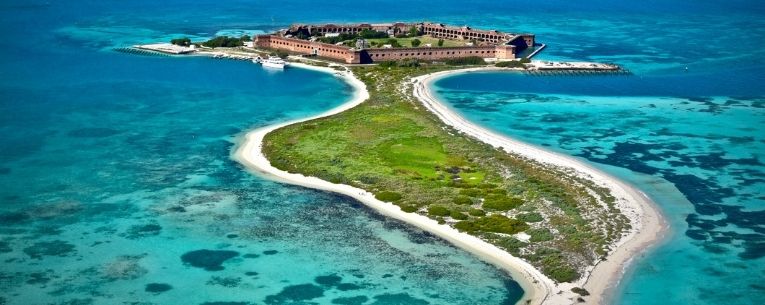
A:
<box><xmin>413</xmin><ymin>68</ymin><xmax>669</xmax><ymax>304</ymax></box>
<box><xmin>233</xmin><ymin>63</ymin><xmax>549</xmax><ymax>305</ymax></box>
<box><xmin>233</xmin><ymin>63</ymin><xmax>667</xmax><ymax>305</ymax></box>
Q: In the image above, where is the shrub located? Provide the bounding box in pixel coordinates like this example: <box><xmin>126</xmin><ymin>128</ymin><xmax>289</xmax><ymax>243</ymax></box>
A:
<box><xmin>450</xmin><ymin>210</ymin><xmax>468</xmax><ymax>220</ymax></box>
<box><xmin>428</xmin><ymin>206</ymin><xmax>450</xmax><ymax>217</ymax></box>
<box><xmin>571</xmin><ymin>287</ymin><xmax>590</xmax><ymax>296</ymax></box>
<box><xmin>453</xmin><ymin>215</ymin><xmax>528</xmax><ymax>234</ymax></box>
<box><xmin>401</xmin><ymin>205</ymin><xmax>418</xmax><ymax>213</ymax></box>
<box><xmin>495</xmin><ymin>60</ymin><xmax>526</xmax><ymax>68</ymax></box>
<box><xmin>482</xmin><ymin>195</ymin><xmax>523</xmax><ymax>211</ymax></box>
<box><xmin>437</xmin><ymin>39</ymin><xmax>444</xmax><ymax>47</ymax></box>
<box><xmin>517</xmin><ymin>212</ymin><xmax>544</xmax><ymax>222</ymax></box>
<box><xmin>459</xmin><ymin>189</ymin><xmax>482</xmax><ymax>197</ymax></box>
<box><xmin>375</xmin><ymin>191</ymin><xmax>402</xmax><ymax>202</ymax></box>
<box><xmin>386</xmin><ymin>38</ymin><xmax>402</xmax><ymax>48</ymax></box>
<box><xmin>528</xmin><ymin>228</ymin><xmax>554</xmax><ymax>242</ymax></box>
<box><xmin>202</xmin><ymin>36</ymin><xmax>245</xmax><ymax>48</ymax></box>
<box><xmin>359</xmin><ymin>29</ymin><xmax>388</xmax><ymax>39</ymax></box>
<box><xmin>170</xmin><ymin>37</ymin><xmax>191</xmax><ymax>46</ymax></box>
<box><xmin>411</xmin><ymin>38</ymin><xmax>421</xmax><ymax>47</ymax></box>
<box><xmin>468</xmin><ymin>208</ymin><xmax>486</xmax><ymax>216</ymax></box>
<box><xmin>444</xmin><ymin>56</ymin><xmax>486</xmax><ymax>66</ymax></box>
<box><xmin>453</xmin><ymin>196</ymin><xmax>473</xmax><ymax>205</ymax></box>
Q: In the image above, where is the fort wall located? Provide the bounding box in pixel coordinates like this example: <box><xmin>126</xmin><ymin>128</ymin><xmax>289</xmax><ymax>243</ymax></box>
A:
<box><xmin>258</xmin><ymin>21</ymin><xmax>535</xmax><ymax>64</ymax></box>
<box><xmin>255</xmin><ymin>35</ymin><xmax>362</xmax><ymax>63</ymax></box>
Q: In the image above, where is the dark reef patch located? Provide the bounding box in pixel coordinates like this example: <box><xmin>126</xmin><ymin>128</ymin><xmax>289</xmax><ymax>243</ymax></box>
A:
<box><xmin>331</xmin><ymin>296</ymin><xmax>369</xmax><ymax>305</ymax></box>
<box><xmin>337</xmin><ymin>283</ymin><xmax>363</xmax><ymax>291</ymax></box>
<box><xmin>0</xmin><ymin>167</ymin><xmax>10</xmax><ymax>175</ymax></box>
<box><xmin>207</xmin><ymin>276</ymin><xmax>241</xmax><ymax>287</ymax></box>
<box><xmin>0</xmin><ymin>241</ymin><xmax>12</xmax><ymax>253</ymax></box>
<box><xmin>315</xmin><ymin>274</ymin><xmax>342</xmax><ymax>286</ymax></box>
<box><xmin>22</xmin><ymin>240</ymin><xmax>75</xmax><ymax>259</ymax></box>
<box><xmin>262</xmin><ymin>250</ymin><xmax>278</xmax><ymax>255</ymax></box>
<box><xmin>200</xmin><ymin>302</ymin><xmax>250</xmax><ymax>305</ymax></box>
<box><xmin>264</xmin><ymin>284</ymin><xmax>324</xmax><ymax>304</ymax></box>
<box><xmin>124</xmin><ymin>223</ymin><xmax>162</xmax><ymax>239</ymax></box>
<box><xmin>145</xmin><ymin>283</ymin><xmax>173</xmax><ymax>293</ymax></box>
<box><xmin>181</xmin><ymin>249</ymin><xmax>239</xmax><ymax>271</ymax></box>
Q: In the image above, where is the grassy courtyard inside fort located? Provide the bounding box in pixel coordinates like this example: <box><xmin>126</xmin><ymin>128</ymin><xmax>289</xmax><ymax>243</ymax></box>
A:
<box><xmin>364</xmin><ymin>35</ymin><xmax>469</xmax><ymax>48</ymax></box>
<box><xmin>261</xmin><ymin>62</ymin><xmax>632</xmax><ymax>283</ymax></box>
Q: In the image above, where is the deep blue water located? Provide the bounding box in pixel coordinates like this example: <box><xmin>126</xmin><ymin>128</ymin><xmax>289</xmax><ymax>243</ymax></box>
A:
<box><xmin>1</xmin><ymin>0</ymin><xmax>764</xmax><ymax>304</ymax></box>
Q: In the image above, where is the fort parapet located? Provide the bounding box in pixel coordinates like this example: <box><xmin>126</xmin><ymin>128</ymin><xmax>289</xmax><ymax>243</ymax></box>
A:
<box><xmin>256</xmin><ymin>21</ymin><xmax>536</xmax><ymax>64</ymax></box>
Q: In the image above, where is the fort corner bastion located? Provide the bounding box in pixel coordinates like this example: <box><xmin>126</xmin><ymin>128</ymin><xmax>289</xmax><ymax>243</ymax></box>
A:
<box><xmin>255</xmin><ymin>22</ymin><xmax>536</xmax><ymax>64</ymax></box>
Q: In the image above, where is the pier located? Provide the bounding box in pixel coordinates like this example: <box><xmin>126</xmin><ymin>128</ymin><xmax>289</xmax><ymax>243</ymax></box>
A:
<box><xmin>134</xmin><ymin>43</ymin><xmax>197</xmax><ymax>54</ymax></box>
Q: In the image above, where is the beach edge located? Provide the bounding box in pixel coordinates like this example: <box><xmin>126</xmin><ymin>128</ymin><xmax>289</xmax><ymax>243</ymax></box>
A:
<box><xmin>413</xmin><ymin>68</ymin><xmax>669</xmax><ymax>304</ymax></box>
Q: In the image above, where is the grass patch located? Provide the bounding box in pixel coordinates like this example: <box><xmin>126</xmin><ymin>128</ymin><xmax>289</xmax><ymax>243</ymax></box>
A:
<box><xmin>261</xmin><ymin>63</ymin><xmax>631</xmax><ymax>283</ymax></box>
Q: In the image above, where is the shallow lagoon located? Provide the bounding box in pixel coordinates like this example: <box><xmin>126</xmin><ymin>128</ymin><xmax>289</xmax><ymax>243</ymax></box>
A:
<box><xmin>2</xmin><ymin>0</ymin><xmax>765</xmax><ymax>304</ymax></box>
<box><xmin>434</xmin><ymin>70</ymin><xmax>765</xmax><ymax>304</ymax></box>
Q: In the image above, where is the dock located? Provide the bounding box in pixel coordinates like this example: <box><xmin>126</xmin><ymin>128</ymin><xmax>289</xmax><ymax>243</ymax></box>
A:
<box><xmin>134</xmin><ymin>43</ymin><xmax>197</xmax><ymax>55</ymax></box>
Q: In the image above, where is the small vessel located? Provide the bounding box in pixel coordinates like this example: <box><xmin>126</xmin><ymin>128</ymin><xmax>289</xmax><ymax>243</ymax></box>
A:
<box><xmin>260</xmin><ymin>56</ymin><xmax>287</xmax><ymax>69</ymax></box>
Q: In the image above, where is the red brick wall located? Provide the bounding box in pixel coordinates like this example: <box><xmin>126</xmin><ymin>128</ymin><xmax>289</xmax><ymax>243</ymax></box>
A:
<box><xmin>365</xmin><ymin>46</ymin><xmax>498</xmax><ymax>62</ymax></box>
<box><xmin>254</xmin><ymin>35</ymin><xmax>361</xmax><ymax>63</ymax></box>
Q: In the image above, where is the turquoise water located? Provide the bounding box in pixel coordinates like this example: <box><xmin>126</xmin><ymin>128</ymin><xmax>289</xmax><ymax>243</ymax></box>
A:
<box><xmin>433</xmin><ymin>48</ymin><xmax>765</xmax><ymax>305</ymax></box>
<box><xmin>2</xmin><ymin>0</ymin><xmax>764</xmax><ymax>304</ymax></box>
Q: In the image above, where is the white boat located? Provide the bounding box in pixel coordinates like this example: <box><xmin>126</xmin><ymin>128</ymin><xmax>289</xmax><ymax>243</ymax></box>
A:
<box><xmin>260</xmin><ymin>56</ymin><xmax>287</xmax><ymax>69</ymax></box>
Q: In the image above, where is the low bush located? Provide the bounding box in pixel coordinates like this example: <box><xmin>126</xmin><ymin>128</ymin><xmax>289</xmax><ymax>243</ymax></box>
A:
<box><xmin>170</xmin><ymin>37</ymin><xmax>191</xmax><ymax>46</ymax></box>
<box><xmin>428</xmin><ymin>206</ymin><xmax>450</xmax><ymax>217</ymax></box>
<box><xmin>528</xmin><ymin>228</ymin><xmax>554</xmax><ymax>242</ymax></box>
<box><xmin>453</xmin><ymin>214</ymin><xmax>528</xmax><ymax>234</ymax></box>
<box><xmin>453</xmin><ymin>196</ymin><xmax>473</xmax><ymax>205</ymax></box>
<box><xmin>450</xmin><ymin>210</ymin><xmax>469</xmax><ymax>220</ymax></box>
<box><xmin>459</xmin><ymin>189</ymin><xmax>482</xmax><ymax>197</ymax></box>
<box><xmin>482</xmin><ymin>195</ymin><xmax>523</xmax><ymax>211</ymax></box>
<box><xmin>375</xmin><ymin>191</ymin><xmax>402</xmax><ymax>202</ymax></box>
<box><xmin>517</xmin><ymin>212</ymin><xmax>544</xmax><ymax>222</ymax></box>
<box><xmin>571</xmin><ymin>287</ymin><xmax>590</xmax><ymax>296</ymax></box>
<box><xmin>400</xmin><ymin>205</ymin><xmax>418</xmax><ymax>213</ymax></box>
<box><xmin>495</xmin><ymin>60</ymin><xmax>526</xmax><ymax>68</ymax></box>
<box><xmin>468</xmin><ymin>208</ymin><xmax>486</xmax><ymax>216</ymax></box>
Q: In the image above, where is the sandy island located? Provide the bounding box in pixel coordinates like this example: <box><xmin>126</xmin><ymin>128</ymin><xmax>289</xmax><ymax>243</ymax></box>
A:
<box><xmin>233</xmin><ymin>63</ymin><xmax>668</xmax><ymax>305</ymax></box>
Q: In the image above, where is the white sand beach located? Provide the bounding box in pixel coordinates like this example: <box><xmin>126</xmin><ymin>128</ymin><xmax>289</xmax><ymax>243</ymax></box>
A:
<box><xmin>412</xmin><ymin>68</ymin><xmax>668</xmax><ymax>304</ymax></box>
<box><xmin>234</xmin><ymin>63</ymin><xmax>667</xmax><ymax>305</ymax></box>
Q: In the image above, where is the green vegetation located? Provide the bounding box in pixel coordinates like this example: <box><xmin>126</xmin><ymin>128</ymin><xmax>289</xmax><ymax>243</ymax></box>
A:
<box><xmin>468</xmin><ymin>208</ymin><xmax>486</xmax><ymax>216</ymax></box>
<box><xmin>408</xmin><ymin>26</ymin><xmax>419</xmax><ymax>37</ymax></box>
<box><xmin>378</xmin><ymin>58</ymin><xmax>420</xmax><ymax>68</ymax></box>
<box><xmin>528</xmin><ymin>228</ymin><xmax>554</xmax><ymax>242</ymax></box>
<box><xmin>202</xmin><ymin>36</ymin><xmax>249</xmax><ymax>48</ymax></box>
<box><xmin>359</xmin><ymin>29</ymin><xmax>389</xmax><ymax>39</ymax></box>
<box><xmin>517</xmin><ymin>212</ymin><xmax>544</xmax><ymax>222</ymax></box>
<box><xmin>444</xmin><ymin>56</ymin><xmax>487</xmax><ymax>66</ymax></box>
<box><xmin>410</xmin><ymin>38</ymin><xmax>421</xmax><ymax>47</ymax></box>
<box><xmin>170</xmin><ymin>37</ymin><xmax>191</xmax><ymax>46</ymax></box>
<box><xmin>454</xmin><ymin>214</ymin><xmax>529</xmax><ymax>234</ymax></box>
<box><xmin>375</xmin><ymin>191</ymin><xmax>402</xmax><ymax>202</ymax></box>
<box><xmin>366</xmin><ymin>36</ymin><xmax>465</xmax><ymax>48</ymax></box>
<box><xmin>495</xmin><ymin>57</ymin><xmax>531</xmax><ymax>68</ymax></box>
<box><xmin>482</xmin><ymin>194</ymin><xmax>523</xmax><ymax>210</ymax></box>
<box><xmin>428</xmin><ymin>206</ymin><xmax>450</xmax><ymax>217</ymax></box>
<box><xmin>262</xmin><ymin>63</ymin><xmax>631</xmax><ymax>283</ymax></box>
<box><xmin>571</xmin><ymin>287</ymin><xmax>590</xmax><ymax>296</ymax></box>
